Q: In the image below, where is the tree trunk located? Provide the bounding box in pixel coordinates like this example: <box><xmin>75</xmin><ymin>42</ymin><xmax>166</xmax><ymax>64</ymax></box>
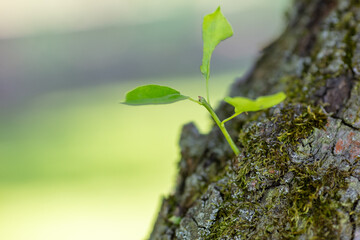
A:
<box><xmin>150</xmin><ymin>0</ymin><xmax>360</xmax><ymax>239</ymax></box>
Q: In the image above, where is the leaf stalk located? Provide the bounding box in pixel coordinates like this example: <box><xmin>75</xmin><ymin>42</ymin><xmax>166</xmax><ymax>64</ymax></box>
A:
<box><xmin>198</xmin><ymin>96</ymin><xmax>240</xmax><ymax>156</ymax></box>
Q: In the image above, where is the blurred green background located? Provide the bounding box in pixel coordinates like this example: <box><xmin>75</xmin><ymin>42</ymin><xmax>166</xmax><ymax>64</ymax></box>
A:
<box><xmin>0</xmin><ymin>0</ymin><xmax>290</xmax><ymax>239</ymax></box>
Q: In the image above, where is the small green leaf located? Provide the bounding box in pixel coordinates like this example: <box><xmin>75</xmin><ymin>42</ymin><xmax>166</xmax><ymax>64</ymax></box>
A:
<box><xmin>168</xmin><ymin>216</ymin><xmax>181</xmax><ymax>225</ymax></box>
<box><xmin>200</xmin><ymin>6</ymin><xmax>233</xmax><ymax>80</ymax></box>
<box><xmin>225</xmin><ymin>92</ymin><xmax>286</xmax><ymax>114</ymax></box>
<box><xmin>122</xmin><ymin>84</ymin><xmax>188</xmax><ymax>105</ymax></box>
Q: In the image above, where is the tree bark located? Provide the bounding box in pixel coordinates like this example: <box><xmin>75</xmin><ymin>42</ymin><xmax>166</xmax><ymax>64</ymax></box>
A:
<box><xmin>150</xmin><ymin>0</ymin><xmax>360</xmax><ymax>239</ymax></box>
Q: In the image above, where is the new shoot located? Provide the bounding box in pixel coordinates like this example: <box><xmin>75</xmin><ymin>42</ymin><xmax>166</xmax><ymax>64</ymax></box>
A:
<box><xmin>122</xmin><ymin>6</ymin><xmax>286</xmax><ymax>156</ymax></box>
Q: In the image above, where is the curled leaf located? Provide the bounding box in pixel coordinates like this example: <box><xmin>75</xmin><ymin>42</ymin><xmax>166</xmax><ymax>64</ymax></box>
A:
<box><xmin>225</xmin><ymin>92</ymin><xmax>286</xmax><ymax>115</ymax></box>
<box><xmin>122</xmin><ymin>84</ymin><xmax>188</xmax><ymax>105</ymax></box>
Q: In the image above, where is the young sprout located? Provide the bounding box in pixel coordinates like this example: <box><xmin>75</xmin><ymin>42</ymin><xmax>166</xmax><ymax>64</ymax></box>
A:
<box><xmin>122</xmin><ymin>6</ymin><xmax>286</xmax><ymax>156</ymax></box>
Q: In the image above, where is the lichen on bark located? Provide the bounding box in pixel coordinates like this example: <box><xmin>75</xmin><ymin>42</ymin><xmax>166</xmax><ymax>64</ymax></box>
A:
<box><xmin>149</xmin><ymin>0</ymin><xmax>360</xmax><ymax>239</ymax></box>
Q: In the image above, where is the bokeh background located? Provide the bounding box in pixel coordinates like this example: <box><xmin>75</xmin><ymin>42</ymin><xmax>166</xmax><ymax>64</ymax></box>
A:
<box><xmin>0</xmin><ymin>1</ymin><xmax>290</xmax><ymax>239</ymax></box>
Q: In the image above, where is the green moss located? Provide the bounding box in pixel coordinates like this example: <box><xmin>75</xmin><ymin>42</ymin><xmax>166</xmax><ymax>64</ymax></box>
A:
<box><xmin>287</xmin><ymin>163</ymin><xmax>350</xmax><ymax>238</ymax></box>
<box><xmin>282</xmin><ymin>76</ymin><xmax>309</xmax><ymax>104</ymax></box>
<box><xmin>206</xmin><ymin>104</ymin><xmax>351</xmax><ymax>239</ymax></box>
<box><xmin>343</xmin><ymin>23</ymin><xmax>356</xmax><ymax>71</ymax></box>
<box><xmin>276</xmin><ymin>105</ymin><xmax>327</xmax><ymax>145</ymax></box>
<box><xmin>284</xmin><ymin>74</ymin><xmax>324</xmax><ymax>107</ymax></box>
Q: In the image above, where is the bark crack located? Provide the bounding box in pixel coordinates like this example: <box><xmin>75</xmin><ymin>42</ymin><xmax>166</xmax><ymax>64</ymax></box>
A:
<box><xmin>333</xmin><ymin>115</ymin><xmax>360</xmax><ymax>131</ymax></box>
<box><xmin>191</xmin><ymin>216</ymin><xmax>206</xmax><ymax>230</ymax></box>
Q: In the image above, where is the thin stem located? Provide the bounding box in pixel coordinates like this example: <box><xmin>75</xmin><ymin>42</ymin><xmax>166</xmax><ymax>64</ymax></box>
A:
<box><xmin>188</xmin><ymin>97</ymin><xmax>202</xmax><ymax>105</ymax></box>
<box><xmin>206</xmin><ymin>78</ymin><xmax>210</xmax><ymax>104</ymax></box>
<box><xmin>221</xmin><ymin>113</ymin><xmax>240</xmax><ymax>126</ymax></box>
<box><xmin>198</xmin><ymin>96</ymin><xmax>240</xmax><ymax>156</ymax></box>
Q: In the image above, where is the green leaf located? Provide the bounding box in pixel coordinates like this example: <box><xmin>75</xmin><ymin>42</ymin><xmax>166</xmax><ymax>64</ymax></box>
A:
<box><xmin>168</xmin><ymin>216</ymin><xmax>181</xmax><ymax>225</ymax></box>
<box><xmin>225</xmin><ymin>92</ymin><xmax>286</xmax><ymax>114</ymax></box>
<box><xmin>122</xmin><ymin>85</ymin><xmax>188</xmax><ymax>105</ymax></box>
<box><xmin>200</xmin><ymin>6</ymin><xmax>233</xmax><ymax>80</ymax></box>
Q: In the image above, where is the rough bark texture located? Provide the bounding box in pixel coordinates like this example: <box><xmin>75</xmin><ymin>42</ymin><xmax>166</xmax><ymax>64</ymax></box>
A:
<box><xmin>150</xmin><ymin>0</ymin><xmax>360</xmax><ymax>239</ymax></box>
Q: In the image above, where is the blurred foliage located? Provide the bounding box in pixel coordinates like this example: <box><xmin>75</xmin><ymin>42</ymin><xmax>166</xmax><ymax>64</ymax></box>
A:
<box><xmin>0</xmin><ymin>74</ymin><xmax>237</xmax><ymax>239</ymax></box>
